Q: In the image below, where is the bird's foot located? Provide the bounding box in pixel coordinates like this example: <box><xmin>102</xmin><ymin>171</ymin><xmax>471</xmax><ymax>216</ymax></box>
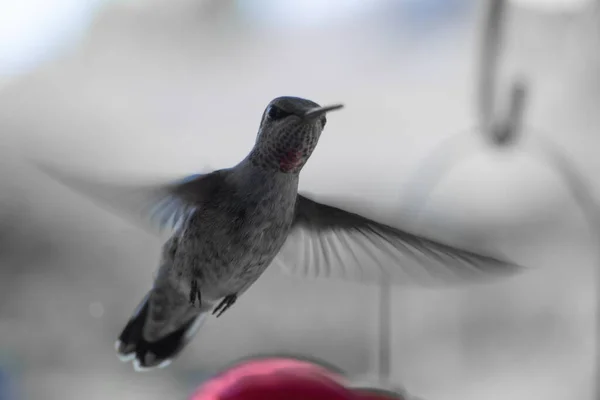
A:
<box><xmin>213</xmin><ymin>294</ymin><xmax>237</xmax><ymax>318</ymax></box>
<box><xmin>189</xmin><ymin>279</ymin><xmax>202</xmax><ymax>307</ymax></box>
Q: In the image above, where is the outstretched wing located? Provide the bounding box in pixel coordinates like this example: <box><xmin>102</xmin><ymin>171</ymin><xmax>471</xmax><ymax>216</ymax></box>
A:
<box><xmin>273</xmin><ymin>193</ymin><xmax>523</xmax><ymax>286</ymax></box>
<box><xmin>32</xmin><ymin>161</ymin><xmax>224</xmax><ymax>235</ymax></box>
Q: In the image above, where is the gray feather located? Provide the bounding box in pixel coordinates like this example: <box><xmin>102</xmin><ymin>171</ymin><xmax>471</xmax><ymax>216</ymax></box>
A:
<box><xmin>31</xmin><ymin>160</ymin><xmax>222</xmax><ymax>236</ymax></box>
<box><xmin>273</xmin><ymin>193</ymin><xmax>523</xmax><ymax>286</ymax></box>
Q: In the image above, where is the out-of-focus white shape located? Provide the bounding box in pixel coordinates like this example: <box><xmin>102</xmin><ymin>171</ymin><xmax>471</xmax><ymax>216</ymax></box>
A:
<box><xmin>508</xmin><ymin>0</ymin><xmax>593</xmax><ymax>12</ymax></box>
<box><xmin>89</xmin><ymin>301</ymin><xmax>105</xmax><ymax>318</ymax></box>
<box><xmin>111</xmin><ymin>0</ymin><xmax>205</xmax><ymax>10</ymax></box>
<box><xmin>0</xmin><ymin>0</ymin><xmax>107</xmax><ymax>78</ymax></box>
<box><xmin>234</xmin><ymin>0</ymin><xmax>378</xmax><ymax>28</ymax></box>
<box><xmin>112</xmin><ymin>0</ymin><xmax>157</xmax><ymax>8</ymax></box>
<box><xmin>235</xmin><ymin>0</ymin><xmax>469</xmax><ymax>33</ymax></box>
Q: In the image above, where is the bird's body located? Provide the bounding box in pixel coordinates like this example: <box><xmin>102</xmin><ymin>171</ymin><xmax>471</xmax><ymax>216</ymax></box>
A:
<box><xmin>176</xmin><ymin>164</ymin><xmax>297</xmax><ymax>301</ymax></box>
<box><xmin>117</xmin><ymin>164</ymin><xmax>299</xmax><ymax>370</ymax></box>
<box><xmin>116</xmin><ymin>97</ymin><xmax>330</xmax><ymax>369</ymax></box>
<box><xmin>35</xmin><ymin>96</ymin><xmax>523</xmax><ymax>372</ymax></box>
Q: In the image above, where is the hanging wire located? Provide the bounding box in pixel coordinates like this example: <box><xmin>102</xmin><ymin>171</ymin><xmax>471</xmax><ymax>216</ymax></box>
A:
<box><xmin>374</xmin><ymin>274</ymin><xmax>425</xmax><ymax>399</ymax></box>
<box><xmin>398</xmin><ymin>0</ymin><xmax>600</xmax><ymax>398</ymax></box>
<box><xmin>378</xmin><ymin>276</ymin><xmax>392</xmax><ymax>386</ymax></box>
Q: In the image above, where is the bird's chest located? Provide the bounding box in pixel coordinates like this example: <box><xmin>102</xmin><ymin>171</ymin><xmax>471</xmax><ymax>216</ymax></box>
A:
<box><xmin>177</xmin><ymin>180</ymin><xmax>297</xmax><ymax>286</ymax></box>
<box><xmin>233</xmin><ymin>194</ymin><xmax>295</xmax><ymax>257</ymax></box>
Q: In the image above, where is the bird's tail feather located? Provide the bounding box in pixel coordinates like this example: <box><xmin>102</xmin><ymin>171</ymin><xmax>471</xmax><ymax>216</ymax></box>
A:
<box><xmin>114</xmin><ymin>294</ymin><xmax>208</xmax><ymax>371</ymax></box>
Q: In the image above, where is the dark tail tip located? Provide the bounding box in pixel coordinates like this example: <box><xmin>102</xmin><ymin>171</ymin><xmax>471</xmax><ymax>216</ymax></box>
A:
<box><xmin>115</xmin><ymin>294</ymin><xmax>207</xmax><ymax>371</ymax></box>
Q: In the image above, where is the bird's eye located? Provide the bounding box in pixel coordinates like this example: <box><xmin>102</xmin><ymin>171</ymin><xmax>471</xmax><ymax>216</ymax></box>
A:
<box><xmin>267</xmin><ymin>105</ymin><xmax>291</xmax><ymax>121</ymax></box>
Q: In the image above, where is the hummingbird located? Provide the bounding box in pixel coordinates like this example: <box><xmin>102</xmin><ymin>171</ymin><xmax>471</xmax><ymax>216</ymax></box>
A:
<box><xmin>33</xmin><ymin>96</ymin><xmax>522</xmax><ymax>372</ymax></box>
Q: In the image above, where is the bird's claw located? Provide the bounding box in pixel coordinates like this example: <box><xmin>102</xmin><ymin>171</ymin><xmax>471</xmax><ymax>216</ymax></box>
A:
<box><xmin>189</xmin><ymin>279</ymin><xmax>202</xmax><ymax>307</ymax></box>
<box><xmin>213</xmin><ymin>294</ymin><xmax>237</xmax><ymax>318</ymax></box>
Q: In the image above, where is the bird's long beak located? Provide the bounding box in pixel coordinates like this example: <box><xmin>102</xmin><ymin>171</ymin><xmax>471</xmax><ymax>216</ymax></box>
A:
<box><xmin>302</xmin><ymin>104</ymin><xmax>344</xmax><ymax>121</ymax></box>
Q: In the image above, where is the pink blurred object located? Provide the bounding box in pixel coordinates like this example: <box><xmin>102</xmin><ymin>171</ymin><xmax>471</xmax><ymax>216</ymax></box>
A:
<box><xmin>189</xmin><ymin>357</ymin><xmax>406</xmax><ymax>400</ymax></box>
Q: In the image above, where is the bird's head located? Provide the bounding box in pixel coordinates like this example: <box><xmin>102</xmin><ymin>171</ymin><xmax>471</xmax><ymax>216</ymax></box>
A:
<box><xmin>249</xmin><ymin>96</ymin><xmax>343</xmax><ymax>174</ymax></box>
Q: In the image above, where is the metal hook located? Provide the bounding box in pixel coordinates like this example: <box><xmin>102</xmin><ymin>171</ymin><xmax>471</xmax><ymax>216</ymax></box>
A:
<box><xmin>478</xmin><ymin>0</ymin><xmax>529</xmax><ymax>147</ymax></box>
<box><xmin>491</xmin><ymin>79</ymin><xmax>527</xmax><ymax>146</ymax></box>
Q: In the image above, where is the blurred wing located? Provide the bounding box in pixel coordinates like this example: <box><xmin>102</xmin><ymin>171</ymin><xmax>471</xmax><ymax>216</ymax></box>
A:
<box><xmin>273</xmin><ymin>193</ymin><xmax>523</xmax><ymax>286</ymax></box>
<box><xmin>32</xmin><ymin>161</ymin><xmax>223</xmax><ymax>236</ymax></box>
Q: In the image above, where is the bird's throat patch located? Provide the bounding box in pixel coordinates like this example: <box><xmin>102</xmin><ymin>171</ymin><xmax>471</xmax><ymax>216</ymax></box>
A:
<box><xmin>279</xmin><ymin>150</ymin><xmax>303</xmax><ymax>172</ymax></box>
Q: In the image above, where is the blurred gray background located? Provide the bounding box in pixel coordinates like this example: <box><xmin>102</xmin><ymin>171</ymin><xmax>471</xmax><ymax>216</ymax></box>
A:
<box><xmin>1</xmin><ymin>0</ymin><xmax>599</xmax><ymax>399</ymax></box>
